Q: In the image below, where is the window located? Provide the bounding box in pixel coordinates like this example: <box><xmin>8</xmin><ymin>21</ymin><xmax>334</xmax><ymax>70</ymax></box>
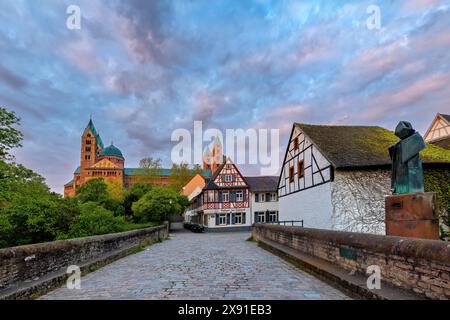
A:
<box><xmin>271</xmin><ymin>193</ymin><xmax>277</xmax><ymax>201</ymax></box>
<box><xmin>208</xmin><ymin>191</ymin><xmax>215</xmax><ymax>202</ymax></box>
<box><xmin>298</xmin><ymin>160</ymin><xmax>305</xmax><ymax>178</ymax></box>
<box><xmin>268</xmin><ymin>211</ymin><xmax>278</xmax><ymax>222</ymax></box>
<box><xmin>218</xmin><ymin>214</ymin><xmax>226</xmax><ymax>225</ymax></box>
<box><xmin>85</xmin><ymin>146</ymin><xmax>91</xmax><ymax>152</ymax></box>
<box><xmin>256</xmin><ymin>212</ymin><xmax>265</xmax><ymax>223</ymax></box>
<box><xmin>86</xmin><ymin>140</ymin><xmax>91</xmax><ymax>145</ymax></box>
<box><xmin>224</xmin><ymin>175</ymin><xmax>233</xmax><ymax>182</ymax></box>
<box><xmin>255</xmin><ymin>193</ymin><xmax>259</xmax><ymax>202</ymax></box>
<box><xmin>260</xmin><ymin>193</ymin><xmax>265</xmax><ymax>202</ymax></box>
<box><xmin>84</xmin><ymin>154</ymin><xmax>90</xmax><ymax>160</ymax></box>
<box><xmin>222</xmin><ymin>192</ymin><xmax>229</xmax><ymax>202</ymax></box>
<box><xmin>289</xmin><ymin>166</ymin><xmax>294</xmax><ymax>183</ymax></box>
<box><xmin>294</xmin><ymin>137</ymin><xmax>299</xmax><ymax>150</ymax></box>
<box><xmin>265</xmin><ymin>193</ymin><xmax>272</xmax><ymax>202</ymax></box>
<box><xmin>234</xmin><ymin>213</ymin><xmax>242</xmax><ymax>224</ymax></box>
<box><xmin>236</xmin><ymin>191</ymin><xmax>243</xmax><ymax>201</ymax></box>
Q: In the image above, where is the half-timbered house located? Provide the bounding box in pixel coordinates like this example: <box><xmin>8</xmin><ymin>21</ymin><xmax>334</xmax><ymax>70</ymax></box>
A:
<box><xmin>195</xmin><ymin>158</ymin><xmax>252</xmax><ymax>231</ymax></box>
<box><xmin>424</xmin><ymin>113</ymin><xmax>450</xmax><ymax>150</ymax></box>
<box><xmin>278</xmin><ymin>123</ymin><xmax>450</xmax><ymax>234</ymax></box>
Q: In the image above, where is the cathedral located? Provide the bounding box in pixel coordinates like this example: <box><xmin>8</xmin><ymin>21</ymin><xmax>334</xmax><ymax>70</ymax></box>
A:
<box><xmin>64</xmin><ymin>118</ymin><xmax>216</xmax><ymax>197</ymax></box>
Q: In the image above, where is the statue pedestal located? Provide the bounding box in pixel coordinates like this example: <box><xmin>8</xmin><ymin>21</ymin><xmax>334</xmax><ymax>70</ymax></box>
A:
<box><xmin>385</xmin><ymin>192</ymin><xmax>440</xmax><ymax>240</ymax></box>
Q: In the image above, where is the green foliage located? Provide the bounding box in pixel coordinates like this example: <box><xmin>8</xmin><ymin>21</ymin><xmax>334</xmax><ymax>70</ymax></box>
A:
<box><xmin>168</xmin><ymin>162</ymin><xmax>195</xmax><ymax>193</ymax></box>
<box><xmin>424</xmin><ymin>168</ymin><xmax>450</xmax><ymax>239</ymax></box>
<box><xmin>138</xmin><ymin>157</ymin><xmax>162</xmax><ymax>185</ymax></box>
<box><xmin>123</xmin><ymin>183</ymin><xmax>153</xmax><ymax>216</ymax></box>
<box><xmin>58</xmin><ymin>202</ymin><xmax>126</xmax><ymax>239</ymax></box>
<box><xmin>76</xmin><ymin>178</ymin><xmax>109</xmax><ymax>204</ymax></box>
<box><xmin>132</xmin><ymin>187</ymin><xmax>183</xmax><ymax>223</ymax></box>
<box><xmin>0</xmin><ymin>107</ymin><xmax>23</xmax><ymax>160</ymax></box>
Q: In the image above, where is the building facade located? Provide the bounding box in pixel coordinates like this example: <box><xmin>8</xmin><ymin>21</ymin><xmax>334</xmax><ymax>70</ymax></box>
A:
<box><xmin>64</xmin><ymin>119</ymin><xmax>208</xmax><ymax>197</ymax></box>
<box><xmin>424</xmin><ymin>113</ymin><xmax>450</xmax><ymax>150</ymax></box>
<box><xmin>278</xmin><ymin>123</ymin><xmax>450</xmax><ymax>235</ymax></box>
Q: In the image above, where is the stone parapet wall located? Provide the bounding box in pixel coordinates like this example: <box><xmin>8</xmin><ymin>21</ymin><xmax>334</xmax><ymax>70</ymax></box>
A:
<box><xmin>252</xmin><ymin>224</ymin><xmax>450</xmax><ymax>299</ymax></box>
<box><xmin>0</xmin><ymin>224</ymin><xmax>168</xmax><ymax>299</ymax></box>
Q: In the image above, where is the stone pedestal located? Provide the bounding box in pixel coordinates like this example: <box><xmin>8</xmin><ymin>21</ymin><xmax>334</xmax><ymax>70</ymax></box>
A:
<box><xmin>385</xmin><ymin>192</ymin><xmax>440</xmax><ymax>240</ymax></box>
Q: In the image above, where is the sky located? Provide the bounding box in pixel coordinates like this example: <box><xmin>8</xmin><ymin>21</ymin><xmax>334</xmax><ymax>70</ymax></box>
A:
<box><xmin>1</xmin><ymin>0</ymin><xmax>450</xmax><ymax>194</ymax></box>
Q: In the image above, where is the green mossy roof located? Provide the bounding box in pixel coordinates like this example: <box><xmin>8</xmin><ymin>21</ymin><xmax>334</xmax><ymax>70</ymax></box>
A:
<box><xmin>295</xmin><ymin>123</ymin><xmax>450</xmax><ymax>168</ymax></box>
<box><xmin>100</xmin><ymin>144</ymin><xmax>124</xmax><ymax>158</ymax></box>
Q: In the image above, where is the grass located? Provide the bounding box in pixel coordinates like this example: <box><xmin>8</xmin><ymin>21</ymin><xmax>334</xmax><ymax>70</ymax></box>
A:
<box><xmin>246</xmin><ymin>236</ymin><xmax>256</xmax><ymax>242</ymax></box>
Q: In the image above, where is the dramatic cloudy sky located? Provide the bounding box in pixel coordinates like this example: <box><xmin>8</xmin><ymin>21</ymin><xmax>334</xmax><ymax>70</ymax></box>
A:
<box><xmin>1</xmin><ymin>0</ymin><xmax>450</xmax><ymax>193</ymax></box>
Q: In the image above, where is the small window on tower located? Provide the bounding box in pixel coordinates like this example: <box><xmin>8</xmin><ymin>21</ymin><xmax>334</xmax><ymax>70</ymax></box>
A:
<box><xmin>86</xmin><ymin>140</ymin><xmax>91</xmax><ymax>145</ymax></box>
<box><xmin>85</xmin><ymin>146</ymin><xmax>91</xmax><ymax>152</ymax></box>
<box><xmin>289</xmin><ymin>166</ymin><xmax>294</xmax><ymax>183</ymax></box>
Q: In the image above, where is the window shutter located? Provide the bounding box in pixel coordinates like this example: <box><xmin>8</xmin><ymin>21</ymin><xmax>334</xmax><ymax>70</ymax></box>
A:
<box><xmin>266</xmin><ymin>193</ymin><xmax>271</xmax><ymax>202</ymax></box>
<box><xmin>254</xmin><ymin>212</ymin><xmax>258</xmax><ymax>223</ymax></box>
<box><xmin>230</xmin><ymin>191</ymin><xmax>236</xmax><ymax>202</ymax></box>
<box><xmin>215</xmin><ymin>214</ymin><xmax>219</xmax><ymax>226</ymax></box>
<box><xmin>243</xmin><ymin>191</ymin><xmax>247</xmax><ymax>202</ymax></box>
<box><xmin>266</xmin><ymin>211</ymin><xmax>270</xmax><ymax>222</ymax></box>
<box><xmin>243</xmin><ymin>212</ymin><xmax>246</xmax><ymax>224</ymax></box>
<box><xmin>218</xmin><ymin>191</ymin><xmax>222</xmax><ymax>202</ymax></box>
<box><xmin>231</xmin><ymin>212</ymin><xmax>235</xmax><ymax>224</ymax></box>
<box><xmin>227</xmin><ymin>213</ymin><xmax>230</xmax><ymax>225</ymax></box>
<box><xmin>232</xmin><ymin>174</ymin><xmax>236</xmax><ymax>182</ymax></box>
<box><xmin>255</xmin><ymin>193</ymin><xmax>259</xmax><ymax>202</ymax></box>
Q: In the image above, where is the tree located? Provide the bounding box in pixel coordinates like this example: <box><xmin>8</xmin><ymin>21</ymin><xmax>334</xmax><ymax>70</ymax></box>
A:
<box><xmin>58</xmin><ymin>202</ymin><xmax>125</xmax><ymax>239</ymax></box>
<box><xmin>76</xmin><ymin>178</ymin><xmax>109</xmax><ymax>204</ymax></box>
<box><xmin>168</xmin><ymin>162</ymin><xmax>194</xmax><ymax>193</ymax></box>
<box><xmin>138</xmin><ymin>157</ymin><xmax>162</xmax><ymax>185</ymax></box>
<box><xmin>132</xmin><ymin>187</ymin><xmax>181</xmax><ymax>223</ymax></box>
<box><xmin>123</xmin><ymin>183</ymin><xmax>153</xmax><ymax>217</ymax></box>
<box><xmin>0</xmin><ymin>107</ymin><xmax>23</xmax><ymax>160</ymax></box>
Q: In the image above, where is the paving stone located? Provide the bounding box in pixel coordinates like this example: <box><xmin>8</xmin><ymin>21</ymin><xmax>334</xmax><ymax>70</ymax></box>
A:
<box><xmin>40</xmin><ymin>232</ymin><xmax>350</xmax><ymax>300</ymax></box>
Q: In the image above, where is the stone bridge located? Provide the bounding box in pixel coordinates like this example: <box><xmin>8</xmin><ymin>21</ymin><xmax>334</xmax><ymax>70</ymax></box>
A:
<box><xmin>1</xmin><ymin>224</ymin><xmax>449</xmax><ymax>300</ymax></box>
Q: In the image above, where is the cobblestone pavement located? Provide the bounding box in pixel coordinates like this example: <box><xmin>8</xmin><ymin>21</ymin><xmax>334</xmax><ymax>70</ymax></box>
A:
<box><xmin>41</xmin><ymin>232</ymin><xmax>350</xmax><ymax>300</ymax></box>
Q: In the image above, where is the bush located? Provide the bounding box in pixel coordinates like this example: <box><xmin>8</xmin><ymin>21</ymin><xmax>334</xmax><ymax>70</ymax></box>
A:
<box><xmin>58</xmin><ymin>202</ymin><xmax>126</xmax><ymax>239</ymax></box>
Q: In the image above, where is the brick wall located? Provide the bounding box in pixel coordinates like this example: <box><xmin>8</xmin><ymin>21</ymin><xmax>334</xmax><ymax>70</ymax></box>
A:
<box><xmin>252</xmin><ymin>224</ymin><xmax>450</xmax><ymax>299</ymax></box>
<box><xmin>0</xmin><ymin>225</ymin><xmax>168</xmax><ymax>299</ymax></box>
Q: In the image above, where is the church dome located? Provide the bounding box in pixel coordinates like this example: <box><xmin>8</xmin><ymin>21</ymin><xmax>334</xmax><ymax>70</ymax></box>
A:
<box><xmin>100</xmin><ymin>144</ymin><xmax>124</xmax><ymax>158</ymax></box>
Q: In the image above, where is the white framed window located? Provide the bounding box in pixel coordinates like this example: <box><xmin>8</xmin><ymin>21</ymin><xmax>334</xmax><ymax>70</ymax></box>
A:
<box><xmin>234</xmin><ymin>212</ymin><xmax>242</xmax><ymax>224</ymax></box>
<box><xmin>222</xmin><ymin>192</ymin><xmax>229</xmax><ymax>202</ymax></box>
<box><xmin>260</xmin><ymin>193</ymin><xmax>265</xmax><ymax>202</ymax></box>
<box><xmin>256</xmin><ymin>212</ymin><xmax>265</xmax><ymax>223</ymax></box>
<box><xmin>224</xmin><ymin>175</ymin><xmax>233</xmax><ymax>182</ymax></box>
<box><xmin>218</xmin><ymin>214</ymin><xmax>226</xmax><ymax>225</ymax></box>
<box><xmin>269</xmin><ymin>211</ymin><xmax>278</xmax><ymax>222</ymax></box>
<box><xmin>236</xmin><ymin>191</ymin><xmax>243</xmax><ymax>202</ymax></box>
<box><xmin>271</xmin><ymin>193</ymin><xmax>277</xmax><ymax>201</ymax></box>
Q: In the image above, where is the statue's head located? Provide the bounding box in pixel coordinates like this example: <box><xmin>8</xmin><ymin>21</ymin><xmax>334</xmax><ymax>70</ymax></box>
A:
<box><xmin>395</xmin><ymin>121</ymin><xmax>415</xmax><ymax>139</ymax></box>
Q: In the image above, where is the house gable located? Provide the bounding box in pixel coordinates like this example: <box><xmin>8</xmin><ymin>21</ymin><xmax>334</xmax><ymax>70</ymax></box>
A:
<box><xmin>424</xmin><ymin>113</ymin><xmax>450</xmax><ymax>143</ymax></box>
<box><xmin>278</xmin><ymin>124</ymin><xmax>333</xmax><ymax>198</ymax></box>
<box><xmin>207</xmin><ymin>158</ymin><xmax>248</xmax><ymax>189</ymax></box>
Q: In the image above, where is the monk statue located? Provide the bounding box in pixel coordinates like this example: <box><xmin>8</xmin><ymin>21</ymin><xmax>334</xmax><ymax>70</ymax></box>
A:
<box><xmin>388</xmin><ymin>121</ymin><xmax>426</xmax><ymax>194</ymax></box>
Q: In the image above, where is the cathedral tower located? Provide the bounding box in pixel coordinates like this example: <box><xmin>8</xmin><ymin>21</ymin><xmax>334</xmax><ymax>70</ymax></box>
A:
<box><xmin>80</xmin><ymin>118</ymin><xmax>104</xmax><ymax>169</ymax></box>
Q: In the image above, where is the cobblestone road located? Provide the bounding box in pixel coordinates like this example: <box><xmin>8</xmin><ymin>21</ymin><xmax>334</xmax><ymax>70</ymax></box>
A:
<box><xmin>41</xmin><ymin>232</ymin><xmax>350</xmax><ymax>300</ymax></box>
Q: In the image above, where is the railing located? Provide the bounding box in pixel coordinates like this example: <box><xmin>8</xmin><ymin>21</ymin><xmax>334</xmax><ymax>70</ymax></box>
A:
<box><xmin>262</xmin><ymin>220</ymin><xmax>304</xmax><ymax>227</ymax></box>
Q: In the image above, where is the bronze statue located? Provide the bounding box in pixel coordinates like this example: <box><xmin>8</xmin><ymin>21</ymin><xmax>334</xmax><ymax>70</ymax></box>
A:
<box><xmin>389</xmin><ymin>121</ymin><xmax>426</xmax><ymax>194</ymax></box>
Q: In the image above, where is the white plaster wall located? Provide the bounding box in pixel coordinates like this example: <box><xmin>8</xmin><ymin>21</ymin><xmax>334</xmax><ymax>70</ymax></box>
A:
<box><xmin>204</xmin><ymin>209</ymin><xmax>252</xmax><ymax>228</ymax></box>
<box><xmin>331</xmin><ymin>169</ymin><xmax>391</xmax><ymax>235</ymax></box>
<box><xmin>250</xmin><ymin>193</ymin><xmax>279</xmax><ymax>224</ymax></box>
<box><xmin>279</xmin><ymin>182</ymin><xmax>333</xmax><ymax>229</ymax></box>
